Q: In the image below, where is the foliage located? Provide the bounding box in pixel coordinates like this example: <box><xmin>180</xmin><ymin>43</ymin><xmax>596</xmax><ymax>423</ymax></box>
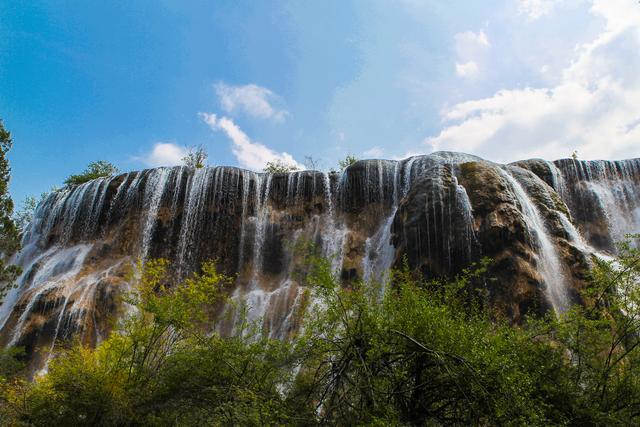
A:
<box><xmin>263</xmin><ymin>159</ymin><xmax>299</xmax><ymax>173</ymax></box>
<box><xmin>182</xmin><ymin>145</ymin><xmax>208</xmax><ymax>169</ymax></box>
<box><xmin>2</xmin><ymin>240</ymin><xmax>640</xmax><ymax>425</ymax></box>
<box><xmin>338</xmin><ymin>154</ymin><xmax>358</xmax><ymax>170</ymax></box>
<box><xmin>0</xmin><ymin>260</ymin><xmax>295</xmax><ymax>426</ymax></box>
<box><xmin>12</xmin><ymin>195</ymin><xmax>37</xmax><ymax>235</ymax></box>
<box><xmin>292</xmin><ymin>257</ymin><xmax>560</xmax><ymax>425</ymax></box>
<box><xmin>0</xmin><ymin>120</ymin><xmax>22</xmax><ymax>301</ymax></box>
<box><xmin>13</xmin><ymin>190</ymin><xmax>52</xmax><ymax>236</ymax></box>
<box><xmin>0</xmin><ymin>347</ymin><xmax>24</xmax><ymax>380</ymax></box>
<box><xmin>542</xmin><ymin>236</ymin><xmax>640</xmax><ymax>424</ymax></box>
<box><xmin>64</xmin><ymin>161</ymin><xmax>119</xmax><ymax>186</ymax></box>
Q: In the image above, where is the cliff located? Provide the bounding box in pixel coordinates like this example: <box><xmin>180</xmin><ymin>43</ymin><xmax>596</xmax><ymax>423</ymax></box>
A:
<box><xmin>1</xmin><ymin>152</ymin><xmax>639</xmax><ymax>368</ymax></box>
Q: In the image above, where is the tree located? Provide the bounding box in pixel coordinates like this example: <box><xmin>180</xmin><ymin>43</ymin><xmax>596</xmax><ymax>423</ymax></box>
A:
<box><xmin>263</xmin><ymin>159</ymin><xmax>299</xmax><ymax>173</ymax></box>
<box><xmin>13</xmin><ymin>196</ymin><xmax>37</xmax><ymax>235</ymax></box>
<box><xmin>4</xmin><ymin>241</ymin><xmax>640</xmax><ymax>424</ymax></box>
<box><xmin>13</xmin><ymin>190</ymin><xmax>53</xmax><ymax>236</ymax></box>
<box><xmin>0</xmin><ymin>120</ymin><xmax>22</xmax><ymax>299</ymax></box>
<box><xmin>0</xmin><ymin>259</ymin><xmax>294</xmax><ymax>425</ymax></box>
<box><xmin>182</xmin><ymin>145</ymin><xmax>208</xmax><ymax>169</ymax></box>
<box><xmin>304</xmin><ymin>155</ymin><xmax>322</xmax><ymax>171</ymax></box>
<box><xmin>338</xmin><ymin>154</ymin><xmax>358</xmax><ymax>171</ymax></box>
<box><xmin>64</xmin><ymin>161</ymin><xmax>119</xmax><ymax>186</ymax></box>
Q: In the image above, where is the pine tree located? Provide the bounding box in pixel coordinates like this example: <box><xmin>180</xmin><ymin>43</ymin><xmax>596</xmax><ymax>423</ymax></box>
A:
<box><xmin>0</xmin><ymin>120</ymin><xmax>22</xmax><ymax>299</ymax></box>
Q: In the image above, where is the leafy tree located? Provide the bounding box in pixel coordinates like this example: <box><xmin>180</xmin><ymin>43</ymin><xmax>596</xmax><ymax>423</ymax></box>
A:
<box><xmin>263</xmin><ymin>159</ymin><xmax>299</xmax><ymax>173</ymax></box>
<box><xmin>13</xmin><ymin>189</ymin><xmax>60</xmax><ymax>236</ymax></box>
<box><xmin>182</xmin><ymin>145</ymin><xmax>208</xmax><ymax>169</ymax></box>
<box><xmin>0</xmin><ymin>120</ymin><xmax>22</xmax><ymax>300</ymax></box>
<box><xmin>3</xmin><ymin>240</ymin><xmax>640</xmax><ymax>425</ymax></box>
<box><xmin>338</xmin><ymin>154</ymin><xmax>358</xmax><ymax>171</ymax></box>
<box><xmin>64</xmin><ymin>161</ymin><xmax>119</xmax><ymax>186</ymax></box>
<box><xmin>13</xmin><ymin>196</ymin><xmax>38</xmax><ymax>236</ymax></box>
<box><xmin>292</xmin><ymin>256</ymin><xmax>562</xmax><ymax>425</ymax></box>
<box><xmin>0</xmin><ymin>260</ymin><xmax>295</xmax><ymax>426</ymax></box>
<box><xmin>0</xmin><ymin>347</ymin><xmax>24</xmax><ymax>380</ymax></box>
<box><xmin>542</xmin><ymin>236</ymin><xmax>640</xmax><ymax>423</ymax></box>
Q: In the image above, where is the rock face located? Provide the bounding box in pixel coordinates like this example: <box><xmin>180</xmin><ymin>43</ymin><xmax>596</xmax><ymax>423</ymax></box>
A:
<box><xmin>1</xmin><ymin>152</ymin><xmax>638</xmax><ymax>368</ymax></box>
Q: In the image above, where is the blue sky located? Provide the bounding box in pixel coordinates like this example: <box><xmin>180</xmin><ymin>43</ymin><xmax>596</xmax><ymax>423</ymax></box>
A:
<box><xmin>1</xmin><ymin>0</ymin><xmax>639</xmax><ymax>203</ymax></box>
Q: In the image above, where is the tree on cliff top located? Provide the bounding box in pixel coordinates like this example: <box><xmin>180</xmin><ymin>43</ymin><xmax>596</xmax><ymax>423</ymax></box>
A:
<box><xmin>64</xmin><ymin>160</ymin><xmax>119</xmax><ymax>186</ymax></box>
<box><xmin>182</xmin><ymin>145</ymin><xmax>208</xmax><ymax>169</ymax></box>
<box><xmin>338</xmin><ymin>154</ymin><xmax>358</xmax><ymax>171</ymax></box>
<box><xmin>0</xmin><ymin>120</ymin><xmax>22</xmax><ymax>296</ymax></box>
<box><xmin>263</xmin><ymin>159</ymin><xmax>299</xmax><ymax>173</ymax></box>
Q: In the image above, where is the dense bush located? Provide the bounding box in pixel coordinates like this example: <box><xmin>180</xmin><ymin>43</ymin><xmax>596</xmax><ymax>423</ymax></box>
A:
<box><xmin>64</xmin><ymin>161</ymin><xmax>119</xmax><ymax>186</ymax></box>
<box><xmin>263</xmin><ymin>160</ymin><xmax>299</xmax><ymax>173</ymax></box>
<box><xmin>1</xmin><ymin>240</ymin><xmax>639</xmax><ymax>425</ymax></box>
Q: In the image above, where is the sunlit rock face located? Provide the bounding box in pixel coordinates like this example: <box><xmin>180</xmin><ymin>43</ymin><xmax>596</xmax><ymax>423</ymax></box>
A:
<box><xmin>1</xmin><ymin>152</ymin><xmax>638</xmax><ymax>368</ymax></box>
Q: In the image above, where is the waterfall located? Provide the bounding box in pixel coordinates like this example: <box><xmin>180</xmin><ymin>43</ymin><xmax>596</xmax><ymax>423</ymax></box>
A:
<box><xmin>362</xmin><ymin>162</ymin><xmax>401</xmax><ymax>288</ymax></box>
<box><xmin>140</xmin><ymin>168</ymin><xmax>171</xmax><ymax>261</ymax></box>
<box><xmin>322</xmin><ymin>171</ymin><xmax>347</xmax><ymax>274</ymax></box>
<box><xmin>3</xmin><ymin>153</ymin><xmax>639</xmax><ymax>368</ymax></box>
<box><xmin>553</xmin><ymin>158</ymin><xmax>640</xmax><ymax>251</ymax></box>
<box><xmin>502</xmin><ymin>170</ymin><xmax>569</xmax><ymax>313</ymax></box>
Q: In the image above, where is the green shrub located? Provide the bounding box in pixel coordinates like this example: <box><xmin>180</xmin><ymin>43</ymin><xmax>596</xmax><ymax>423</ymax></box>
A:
<box><xmin>2</xmin><ymin>239</ymin><xmax>640</xmax><ymax>425</ymax></box>
<box><xmin>64</xmin><ymin>161</ymin><xmax>119</xmax><ymax>186</ymax></box>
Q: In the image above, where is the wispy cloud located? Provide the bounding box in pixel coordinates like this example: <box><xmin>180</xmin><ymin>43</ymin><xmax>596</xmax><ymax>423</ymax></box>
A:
<box><xmin>519</xmin><ymin>0</ymin><xmax>563</xmax><ymax>20</ymax></box>
<box><xmin>363</xmin><ymin>147</ymin><xmax>384</xmax><ymax>158</ymax></box>
<box><xmin>137</xmin><ymin>142</ymin><xmax>188</xmax><ymax>167</ymax></box>
<box><xmin>215</xmin><ymin>82</ymin><xmax>288</xmax><ymax>122</ymax></box>
<box><xmin>200</xmin><ymin>112</ymin><xmax>302</xmax><ymax>170</ymax></box>
<box><xmin>455</xmin><ymin>61</ymin><xmax>480</xmax><ymax>79</ymax></box>
<box><xmin>454</xmin><ymin>30</ymin><xmax>490</xmax><ymax>80</ymax></box>
<box><xmin>427</xmin><ymin>0</ymin><xmax>640</xmax><ymax>161</ymax></box>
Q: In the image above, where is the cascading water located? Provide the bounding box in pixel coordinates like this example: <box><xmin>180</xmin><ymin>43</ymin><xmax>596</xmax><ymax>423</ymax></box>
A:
<box><xmin>519</xmin><ymin>158</ymin><xmax>640</xmax><ymax>252</ymax></box>
<box><xmin>501</xmin><ymin>169</ymin><xmax>569</xmax><ymax>313</ymax></box>
<box><xmin>1</xmin><ymin>152</ymin><xmax>638</xmax><ymax>369</ymax></box>
<box><xmin>140</xmin><ymin>168</ymin><xmax>171</xmax><ymax>261</ymax></box>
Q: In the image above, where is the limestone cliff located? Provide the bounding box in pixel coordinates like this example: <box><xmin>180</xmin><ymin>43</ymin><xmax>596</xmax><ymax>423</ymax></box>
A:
<box><xmin>1</xmin><ymin>152</ymin><xmax>638</xmax><ymax>368</ymax></box>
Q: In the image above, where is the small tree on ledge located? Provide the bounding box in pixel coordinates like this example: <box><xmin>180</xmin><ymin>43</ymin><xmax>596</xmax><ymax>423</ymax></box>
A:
<box><xmin>338</xmin><ymin>154</ymin><xmax>358</xmax><ymax>171</ymax></box>
<box><xmin>263</xmin><ymin>159</ymin><xmax>299</xmax><ymax>173</ymax></box>
<box><xmin>64</xmin><ymin>160</ymin><xmax>119</xmax><ymax>186</ymax></box>
<box><xmin>182</xmin><ymin>145</ymin><xmax>208</xmax><ymax>169</ymax></box>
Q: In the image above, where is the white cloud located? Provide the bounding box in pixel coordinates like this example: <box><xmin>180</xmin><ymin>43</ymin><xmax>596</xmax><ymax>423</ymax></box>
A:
<box><xmin>200</xmin><ymin>112</ymin><xmax>302</xmax><ymax>171</ymax></box>
<box><xmin>215</xmin><ymin>82</ymin><xmax>288</xmax><ymax>122</ymax></box>
<box><xmin>454</xmin><ymin>30</ymin><xmax>490</xmax><ymax>79</ymax></box>
<box><xmin>363</xmin><ymin>146</ymin><xmax>384</xmax><ymax>157</ymax></box>
<box><xmin>519</xmin><ymin>0</ymin><xmax>563</xmax><ymax>20</ymax></box>
<box><xmin>426</xmin><ymin>0</ymin><xmax>640</xmax><ymax>162</ymax></box>
<box><xmin>138</xmin><ymin>143</ymin><xmax>188</xmax><ymax>167</ymax></box>
<box><xmin>456</xmin><ymin>61</ymin><xmax>480</xmax><ymax>79</ymax></box>
<box><xmin>455</xmin><ymin>30</ymin><xmax>490</xmax><ymax>56</ymax></box>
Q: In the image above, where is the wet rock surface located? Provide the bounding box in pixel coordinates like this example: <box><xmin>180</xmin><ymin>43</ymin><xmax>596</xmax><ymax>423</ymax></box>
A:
<box><xmin>1</xmin><ymin>153</ymin><xmax>638</xmax><ymax>368</ymax></box>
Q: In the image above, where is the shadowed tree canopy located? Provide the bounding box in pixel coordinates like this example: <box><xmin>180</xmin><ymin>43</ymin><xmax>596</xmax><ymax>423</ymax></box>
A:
<box><xmin>0</xmin><ymin>120</ymin><xmax>22</xmax><ymax>299</ymax></box>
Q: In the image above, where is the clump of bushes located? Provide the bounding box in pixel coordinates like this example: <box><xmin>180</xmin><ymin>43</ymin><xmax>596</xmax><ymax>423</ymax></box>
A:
<box><xmin>65</xmin><ymin>161</ymin><xmax>119</xmax><ymax>186</ymax></box>
<box><xmin>1</xmin><ymin>239</ymin><xmax>640</xmax><ymax>425</ymax></box>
